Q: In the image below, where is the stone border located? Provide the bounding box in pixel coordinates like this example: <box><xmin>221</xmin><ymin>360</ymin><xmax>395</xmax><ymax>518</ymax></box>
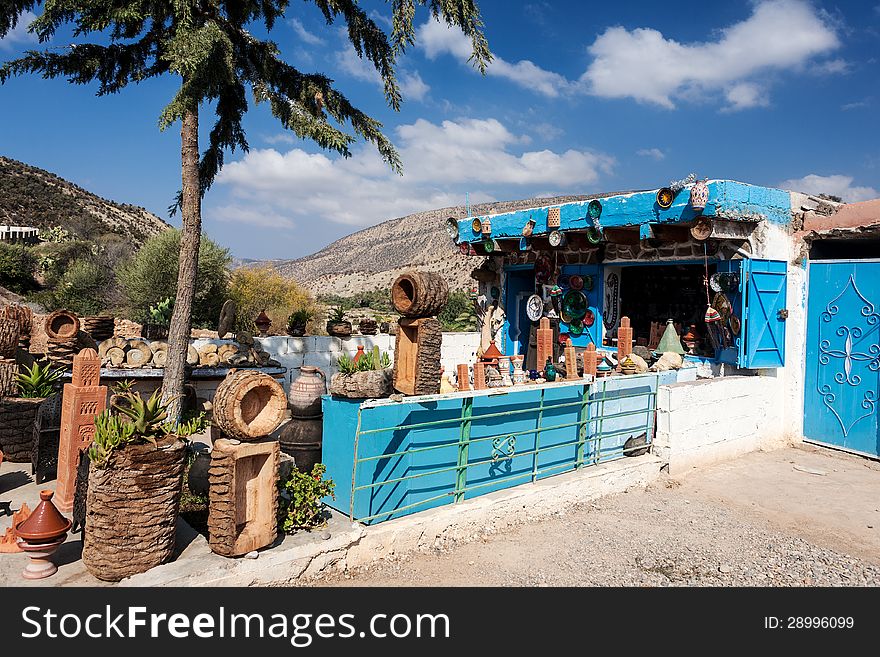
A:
<box><xmin>122</xmin><ymin>454</ymin><xmax>663</xmax><ymax>587</ymax></box>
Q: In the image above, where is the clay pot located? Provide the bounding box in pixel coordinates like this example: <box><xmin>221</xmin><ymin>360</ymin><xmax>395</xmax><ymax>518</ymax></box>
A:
<box><xmin>16</xmin><ymin>490</ymin><xmax>71</xmax><ymax>543</ymax></box>
<box><xmin>288</xmin><ymin>366</ymin><xmax>327</xmax><ymax>418</ymax></box>
<box><xmin>279</xmin><ymin>418</ymin><xmax>322</xmax><ymax>472</ymax></box>
<box><xmin>326</xmin><ymin>321</ymin><xmax>352</xmax><ymax>337</ymax></box>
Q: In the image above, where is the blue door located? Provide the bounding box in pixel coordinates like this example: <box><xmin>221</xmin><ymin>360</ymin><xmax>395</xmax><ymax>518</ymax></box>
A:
<box><xmin>804</xmin><ymin>260</ymin><xmax>880</xmax><ymax>458</ymax></box>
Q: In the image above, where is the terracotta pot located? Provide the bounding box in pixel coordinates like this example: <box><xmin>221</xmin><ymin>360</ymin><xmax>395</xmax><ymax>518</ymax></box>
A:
<box><xmin>279</xmin><ymin>418</ymin><xmax>322</xmax><ymax>472</ymax></box>
<box><xmin>288</xmin><ymin>366</ymin><xmax>327</xmax><ymax>418</ymax></box>
<box><xmin>16</xmin><ymin>490</ymin><xmax>71</xmax><ymax>543</ymax></box>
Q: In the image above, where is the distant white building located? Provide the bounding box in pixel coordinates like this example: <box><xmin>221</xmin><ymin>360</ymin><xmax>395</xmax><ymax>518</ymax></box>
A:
<box><xmin>0</xmin><ymin>225</ymin><xmax>39</xmax><ymax>244</ymax></box>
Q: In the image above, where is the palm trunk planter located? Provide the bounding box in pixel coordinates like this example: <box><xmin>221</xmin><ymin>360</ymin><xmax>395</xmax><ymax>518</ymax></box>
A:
<box><xmin>82</xmin><ymin>434</ymin><xmax>186</xmax><ymax>581</ymax></box>
<box><xmin>0</xmin><ymin>397</ymin><xmax>44</xmax><ymax>462</ymax></box>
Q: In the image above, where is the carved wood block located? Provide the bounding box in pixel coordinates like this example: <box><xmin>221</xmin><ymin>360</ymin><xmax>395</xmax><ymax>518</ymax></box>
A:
<box><xmin>208</xmin><ymin>439</ymin><xmax>279</xmax><ymax>557</ymax></box>
<box><xmin>393</xmin><ymin>317</ymin><xmax>443</xmax><ymax>396</ymax></box>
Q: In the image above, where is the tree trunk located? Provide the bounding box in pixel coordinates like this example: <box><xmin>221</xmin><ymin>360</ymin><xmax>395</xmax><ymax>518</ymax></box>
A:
<box><xmin>162</xmin><ymin>106</ymin><xmax>201</xmax><ymax>424</ymax></box>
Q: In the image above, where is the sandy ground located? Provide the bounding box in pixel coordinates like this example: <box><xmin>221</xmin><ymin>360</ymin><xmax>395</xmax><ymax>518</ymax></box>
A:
<box><xmin>309</xmin><ymin>444</ymin><xmax>880</xmax><ymax>587</ymax></box>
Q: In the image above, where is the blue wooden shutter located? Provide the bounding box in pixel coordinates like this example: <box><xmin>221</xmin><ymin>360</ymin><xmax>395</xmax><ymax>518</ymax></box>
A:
<box><xmin>714</xmin><ymin>259</ymin><xmax>746</xmax><ymax>365</ymax></box>
<box><xmin>741</xmin><ymin>259</ymin><xmax>787</xmax><ymax>368</ymax></box>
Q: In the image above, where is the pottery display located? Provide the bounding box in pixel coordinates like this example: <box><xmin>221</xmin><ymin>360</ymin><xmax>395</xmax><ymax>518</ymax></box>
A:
<box><xmin>254</xmin><ymin>309</ymin><xmax>272</xmax><ymax>336</ymax></box>
<box><xmin>690</xmin><ymin>179</ymin><xmax>709</xmax><ymax>211</ymax></box>
<box><xmin>15</xmin><ymin>490</ymin><xmax>71</xmax><ymax>580</ymax></box>
<box><xmin>498</xmin><ymin>356</ymin><xmax>512</xmax><ymax>386</ymax></box>
<box><xmin>620</xmin><ymin>355</ymin><xmax>637</xmax><ymax>375</ymax></box>
<box><xmin>288</xmin><ymin>366</ymin><xmax>327</xmax><ymax>418</ymax></box>
<box><xmin>562</xmin><ymin>290</ymin><xmax>588</xmax><ymax>321</ymax></box>
<box><xmin>544</xmin><ymin>358</ymin><xmax>557</xmax><ymax>382</ymax></box>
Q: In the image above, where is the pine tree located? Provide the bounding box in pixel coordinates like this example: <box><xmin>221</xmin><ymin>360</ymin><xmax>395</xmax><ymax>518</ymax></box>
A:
<box><xmin>1</xmin><ymin>1</ymin><xmax>491</xmax><ymax>421</ymax></box>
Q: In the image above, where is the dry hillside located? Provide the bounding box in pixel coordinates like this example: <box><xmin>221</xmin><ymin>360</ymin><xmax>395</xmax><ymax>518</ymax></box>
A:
<box><xmin>0</xmin><ymin>155</ymin><xmax>169</xmax><ymax>242</ymax></box>
<box><xmin>263</xmin><ymin>196</ymin><xmax>592</xmax><ymax>295</ymax></box>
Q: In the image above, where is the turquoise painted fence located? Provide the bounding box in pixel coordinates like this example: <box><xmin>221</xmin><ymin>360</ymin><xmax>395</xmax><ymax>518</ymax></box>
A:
<box><xmin>322</xmin><ymin>373</ymin><xmax>674</xmax><ymax>524</ymax></box>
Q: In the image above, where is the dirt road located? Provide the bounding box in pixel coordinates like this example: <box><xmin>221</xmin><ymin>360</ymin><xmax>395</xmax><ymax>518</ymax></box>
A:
<box><xmin>310</xmin><ymin>445</ymin><xmax>880</xmax><ymax>586</ymax></box>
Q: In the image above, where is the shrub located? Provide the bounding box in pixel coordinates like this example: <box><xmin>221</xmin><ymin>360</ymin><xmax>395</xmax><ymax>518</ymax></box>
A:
<box><xmin>277</xmin><ymin>463</ymin><xmax>336</xmax><ymax>532</ymax></box>
<box><xmin>439</xmin><ymin>290</ymin><xmax>476</xmax><ymax>332</ymax></box>
<box><xmin>228</xmin><ymin>266</ymin><xmax>317</xmax><ymax>335</ymax></box>
<box><xmin>117</xmin><ymin>229</ymin><xmax>230</xmax><ymax>327</ymax></box>
<box><xmin>49</xmin><ymin>258</ymin><xmax>114</xmax><ymax>315</ymax></box>
<box><xmin>0</xmin><ymin>242</ymin><xmax>38</xmax><ymax>293</ymax></box>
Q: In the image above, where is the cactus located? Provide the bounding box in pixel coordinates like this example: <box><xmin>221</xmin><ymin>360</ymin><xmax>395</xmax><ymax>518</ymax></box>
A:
<box><xmin>372</xmin><ymin>345</ymin><xmax>381</xmax><ymax>370</ymax></box>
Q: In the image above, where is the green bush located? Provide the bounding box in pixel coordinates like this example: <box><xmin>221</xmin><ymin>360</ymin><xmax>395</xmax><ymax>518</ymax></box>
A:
<box><xmin>439</xmin><ymin>290</ymin><xmax>476</xmax><ymax>332</ymax></box>
<box><xmin>277</xmin><ymin>463</ymin><xmax>336</xmax><ymax>533</ymax></box>
<box><xmin>52</xmin><ymin>258</ymin><xmax>114</xmax><ymax>315</ymax></box>
<box><xmin>117</xmin><ymin>229</ymin><xmax>231</xmax><ymax>327</ymax></box>
<box><xmin>0</xmin><ymin>242</ymin><xmax>38</xmax><ymax>293</ymax></box>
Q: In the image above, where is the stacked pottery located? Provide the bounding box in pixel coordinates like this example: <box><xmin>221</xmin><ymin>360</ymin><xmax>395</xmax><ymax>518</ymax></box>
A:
<box><xmin>596</xmin><ymin>359</ymin><xmax>613</xmax><ymax>378</ymax></box>
<box><xmin>498</xmin><ymin>355</ymin><xmax>512</xmax><ymax>386</ymax></box>
<box><xmin>280</xmin><ymin>366</ymin><xmax>327</xmax><ymax>472</ymax></box>
<box><xmin>511</xmin><ymin>354</ymin><xmax>525</xmax><ymax>384</ymax></box>
<box><xmin>620</xmin><ymin>355</ymin><xmax>638</xmax><ymax>375</ymax></box>
<box><xmin>15</xmin><ymin>490</ymin><xmax>71</xmax><ymax>580</ymax></box>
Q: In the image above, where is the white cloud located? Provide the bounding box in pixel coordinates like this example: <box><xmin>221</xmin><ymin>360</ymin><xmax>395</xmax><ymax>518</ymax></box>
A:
<box><xmin>262</xmin><ymin>133</ymin><xmax>298</xmax><ymax>145</ymax></box>
<box><xmin>417</xmin><ymin>19</ymin><xmax>573</xmax><ymax>98</ymax></box>
<box><xmin>533</xmin><ymin>122</ymin><xmax>563</xmax><ymax>141</ymax></box>
<box><xmin>580</xmin><ymin>0</ymin><xmax>839</xmax><ymax>110</ymax></box>
<box><xmin>335</xmin><ymin>46</ymin><xmax>383</xmax><ymax>85</ymax></box>
<box><xmin>810</xmin><ymin>58</ymin><xmax>850</xmax><ymax>75</ymax></box>
<box><xmin>0</xmin><ymin>11</ymin><xmax>37</xmax><ymax>50</ymax></box>
<box><xmin>215</xmin><ymin>117</ymin><xmax>614</xmax><ymax>228</ymax></box>
<box><xmin>399</xmin><ymin>71</ymin><xmax>430</xmax><ymax>102</ymax></box>
<box><xmin>636</xmin><ymin>148</ymin><xmax>665</xmax><ymax>161</ymax></box>
<box><xmin>289</xmin><ymin>18</ymin><xmax>324</xmax><ymax>46</ymax></box>
<box><xmin>841</xmin><ymin>100</ymin><xmax>869</xmax><ymax>111</ymax></box>
<box><xmin>778</xmin><ymin>174</ymin><xmax>878</xmax><ymax>202</ymax></box>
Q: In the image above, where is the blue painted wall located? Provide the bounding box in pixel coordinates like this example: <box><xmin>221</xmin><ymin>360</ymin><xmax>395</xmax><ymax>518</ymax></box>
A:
<box><xmin>457</xmin><ymin>180</ymin><xmax>792</xmax><ymax>243</ymax></box>
<box><xmin>322</xmin><ymin>371</ymin><xmax>688</xmax><ymax>524</ymax></box>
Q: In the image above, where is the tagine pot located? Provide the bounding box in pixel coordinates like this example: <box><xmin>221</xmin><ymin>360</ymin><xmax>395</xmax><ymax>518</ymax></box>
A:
<box><xmin>15</xmin><ymin>489</ymin><xmax>71</xmax><ymax>580</ymax></box>
<box><xmin>326</xmin><ymin>321</ymin><xmax>352</xmax><ymax>338</ymax></box>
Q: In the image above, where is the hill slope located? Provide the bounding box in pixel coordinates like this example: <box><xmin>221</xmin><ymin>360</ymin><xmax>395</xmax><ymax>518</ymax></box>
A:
<box><xmin>0</xmin><ymin>156</ymin><xmax>169</xmax><ymax>242</ymax></box>
<box><xmin>264</xmin><ymin>196</ymin><xmax>593</xmax><ymax>295</ymax></box>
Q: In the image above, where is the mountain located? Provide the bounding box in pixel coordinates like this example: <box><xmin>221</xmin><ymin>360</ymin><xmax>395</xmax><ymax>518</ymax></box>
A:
<box><xmin>0</xmin><ymin>156</ymin><xmax>169</xmax><ymax>242</ymax></box>
<box><xmin>262</xmin><ymin>196</ymin><xmax>593</xmax><ymax>296</ymax></box>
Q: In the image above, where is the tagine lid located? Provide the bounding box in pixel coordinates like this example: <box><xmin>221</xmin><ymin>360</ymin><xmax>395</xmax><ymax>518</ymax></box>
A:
<box><xmin>481</xmin><ymin>340</ymin><xmax>503</xmax><ymax>362</ymax></box>
<box><xmin>15</xmin><ymin>490</ymin><xmax>71</xmax><ymax>542</ymax></box>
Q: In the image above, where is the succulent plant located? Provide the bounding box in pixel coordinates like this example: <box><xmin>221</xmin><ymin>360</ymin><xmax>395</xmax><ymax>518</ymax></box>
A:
<box><xmin>16</xmin><ymin>361</ymin><xmax>63</xmax><ymax>398</ymax></box>
<box><xmin>112</xmin><ymin>389</ymin><xmax>168</xmax><ymax>444</ymax></box>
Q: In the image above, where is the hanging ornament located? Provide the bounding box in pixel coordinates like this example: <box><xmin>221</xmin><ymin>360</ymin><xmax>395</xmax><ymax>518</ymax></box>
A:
<box><xmin>445</xmin><ymin>217</ymin><xmax>460</xmax><ymax>243</ymax></box>
<box><xmin>522</xmin><ymin>218</ymin><xmax>536</xmax><ymax>237</ymax></box>
<box><xmin>481</xmin><ymin>217</ymin><xmax>492</xmax><ymax>236</ymax></box>
<box><xmin>588</xmin><ymin>199</ymin><xmax>602</xmax><ymax>220</ymax></box>
<box><xmin>690</xmin><ymin>179</ymin><xmax>709</xmax><ymax>211</ymax></box>
<box><xmin>656</xmin><ymin>187</ymin><xmax>675</xmax><ymax>209</ymax></box>
<box><xmin>471</xmin><ymin>217</ymin><xmax>482</xmax><ymax>234</ymax></box>
<box><xmin>548</xmin><ymin>230</ymin><xmax>566</xmax><ymax>248</ymax></box>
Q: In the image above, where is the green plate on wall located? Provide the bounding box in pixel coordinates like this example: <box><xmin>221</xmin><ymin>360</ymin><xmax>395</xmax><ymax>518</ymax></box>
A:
<box><xmin>561</xmin><ymin>290</ymin><xmax>588</xmax><ymax>321</ymax></box>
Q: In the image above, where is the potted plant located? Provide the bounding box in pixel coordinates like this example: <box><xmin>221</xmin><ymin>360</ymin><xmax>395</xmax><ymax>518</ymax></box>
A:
<box><xmin>0</xmin><ymin>362</ymin><xmax>62</xmax><ymax>462</ymax></box>
<box><xmin>82</xmin><ymin>389</ymin><xmax>205</xmax><ymax>581</ymax></box>
<box><xmin>357</xmin><ymin>317</ymin><xmax>378</xmax><ymax>335</ymax></box>
<box><xmin>143</xmin><ymin>296</ymin><xmax>173</xmax><ymax>340</ymax></box>
<box><xmin>325</xmin><ymin>306</ymin><xmax>352</xmax><ymax>338</ymax></box>
<box><xmin>329</xmin><ymin>346</ymin><xmax>393</xmax><ymax>398</ymax></box>
<box><xmin>286</xmin><ymin>308</ymin><xmax>313</xmax><ymax>337</ymax></box>
<box><xmin>277</xmin><ymin>463</ymin><xmax>336</xmax><ymax>533</ymax></box>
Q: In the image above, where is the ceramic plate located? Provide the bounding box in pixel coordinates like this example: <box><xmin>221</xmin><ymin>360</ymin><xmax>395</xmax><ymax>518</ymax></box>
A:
<box><xmin>569</xmin><ymin>275</ymin><xmax>584</xmax><ymax>290</ymax></box>
<box><xmin>561</xmin><ymin>290</ymin><xmax>588</xmax><ymax>321</ymax></box>
<box><xmin>526</xmin><ymin>294</ymin><xmax>544</xmax><ymax>322</ymax></box>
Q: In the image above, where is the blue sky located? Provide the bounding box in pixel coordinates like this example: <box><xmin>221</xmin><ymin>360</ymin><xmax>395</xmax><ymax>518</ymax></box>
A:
<box><xmin>1</xmin><ymin>0</ymin><xmax>878</xmax><ymax>260</ymax></box>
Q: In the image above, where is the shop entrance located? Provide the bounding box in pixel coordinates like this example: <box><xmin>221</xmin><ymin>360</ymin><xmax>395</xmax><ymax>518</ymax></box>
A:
<box><xmin>504</xmin><ymin>266</ymin><xmax>535</xmax><ymax>359</ymax></box>
<box><xmin>618</xmin><ymin>262</ymin><xmax>717</xmax><ymax>354</ymax></box>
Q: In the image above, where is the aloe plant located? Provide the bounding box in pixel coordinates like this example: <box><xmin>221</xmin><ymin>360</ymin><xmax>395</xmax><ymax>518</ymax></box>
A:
<box><xmin>112</xmin><ymin>389</ymin><xmax>169</xmax><ymax>445</ymax></box>
<box><xmin>88</xmin><ymin>411</ymin><xmax>137</xmax><ymax>468</ymax></box>
<box><xmin>16</xmin><ymin>362</ymin><xmax>63</xmax><ymax>398</ymax></box>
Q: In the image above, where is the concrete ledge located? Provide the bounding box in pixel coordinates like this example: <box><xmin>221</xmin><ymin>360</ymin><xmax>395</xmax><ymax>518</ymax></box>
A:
<box><xmin>121</xmin><ymin>454</ymin><xmax>664</xmax><ymax>587</ymax></box>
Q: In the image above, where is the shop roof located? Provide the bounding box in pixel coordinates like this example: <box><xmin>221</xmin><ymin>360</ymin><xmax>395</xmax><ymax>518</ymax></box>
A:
<box><xmin>455</xmin><ymin>180</ymin><xmax>791</xmax><ymax>244</ymax></box>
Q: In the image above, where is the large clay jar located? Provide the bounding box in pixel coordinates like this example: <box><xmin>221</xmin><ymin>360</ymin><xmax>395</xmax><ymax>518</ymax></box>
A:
<box><xmin>288</xmin><ymin>366</ymin><xmax>327</xmax><ymax>418</ymax></box>
<box><xmin>279</xmin><ymin>418</ymin><xmax>323</xmax><ymax>472</ymax></box>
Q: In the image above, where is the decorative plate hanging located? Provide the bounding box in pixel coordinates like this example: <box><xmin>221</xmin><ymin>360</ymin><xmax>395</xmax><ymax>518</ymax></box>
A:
<box><xmin>583</xmin><ymin>308</ymin><xmax>595</xmax><ymax>327</ymax></box>
<box><xmin>558</xmin><ymin>332</ymin><xmax>570</xmax><ymax>345</ymax></box>
<box><xmin>712</xmin><ymin>292</ymin><xmax>732</xmax><ymax>321</ymax></box>
<box><xmin>458</xmin><ymin>242</ymin><xmax>474</xmax><ymax>255</ymax></box>
<box><xmin>535</xmin><ymin>255</ymin><xmax>553</xmax><ymax>283</ymax></box>
<box><xmin>568</xmin><ymin>319</ymin><xmax>584</xmax><ymax>336</ymax></box>
<box><xmin>588</xmin><ymin>199</ymin><xmax>602</xmax><ymax>220</ymax></box>
<box><xmin>445</xmin><ymin>217</ymin><xmax>460</xmax><ymax>243</ymax></box>
<box><xmin>690</xmin><ymin>216</ymin><xmax>712</xmax><ymax>241</ymax></box>
<box><xmin>471</xmin><ymin>217</ymin><xmax>482</xmax><ymax>234</ymax></box>
<box><xmin>582</xmin><ymin>274</ymin><xmax>594</xmax><ymax>291</ymax></box>
<box><xmin>585</xmin><ymin>227</ymin><xmax>602</xmax><ymax>244</ymax></box>
<box><xmin>560</xmin><ymin>308</ymin><xmax>573</xmax><ymax>324</ymax></box>
<box><xmin>526</xmin><ymin>294</ymin><xmax>544</xmax><ymax>322</ymax></box>
<box><xmin>548</xmin><ymin>230</ymin><xmax>566</xmax><ymax>248</ymax></box>
<box><xmin>561</xmin><ymin>290</ymin><xmax>588</xmax><ymax>321</ymax></box>
<box><xmin>709</xmin><ymin>273</ymin><xmax>723</xmax><ymax>293</ymax></box>
<box><xmin>656</xmin><ymin>187</ymin><xmax>675</xmax><ymax>209</ymax></box>
<box><xmin>482</xmin><ymin>238</ymin><xmax>495</xmax><ymax>254</ymax></box>
<box><xmin>729</xmin><ymin>314</ymin><xmax>741</xmax><ymax>336</ymax></box>
<box><xmin>569</xmin><ymin>275</ymin><xmax>584</xmax><ymax>291</ymax></box>
<box><xmin>690</xmin><ymin>179</ymin><xmax>709</xmax><ymax>211</ymax></box>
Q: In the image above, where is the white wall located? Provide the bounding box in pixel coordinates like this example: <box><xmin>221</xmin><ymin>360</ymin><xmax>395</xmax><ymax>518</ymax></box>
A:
<box><xmin>192</xmin><ymin>332</ymin><xmax>482</xmax><ymax>394</ymax></box>
<box><xmin>654</xmin><ymin>375</ymin><xmax>790</xmax><ymax>474</ymax></box>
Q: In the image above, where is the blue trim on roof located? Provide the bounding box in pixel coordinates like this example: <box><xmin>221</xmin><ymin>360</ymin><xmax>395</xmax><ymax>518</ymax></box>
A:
<box><xmin>457</xmin><ymin>180</ymin><xmax>792</xmax><ymax>244</ymax></box>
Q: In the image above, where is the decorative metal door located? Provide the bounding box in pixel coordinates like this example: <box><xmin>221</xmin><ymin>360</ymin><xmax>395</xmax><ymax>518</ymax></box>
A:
<box><xmin>804</xmin><ymin>260</ymin><xmax>880</xmax><ymax>458</ymax></box>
